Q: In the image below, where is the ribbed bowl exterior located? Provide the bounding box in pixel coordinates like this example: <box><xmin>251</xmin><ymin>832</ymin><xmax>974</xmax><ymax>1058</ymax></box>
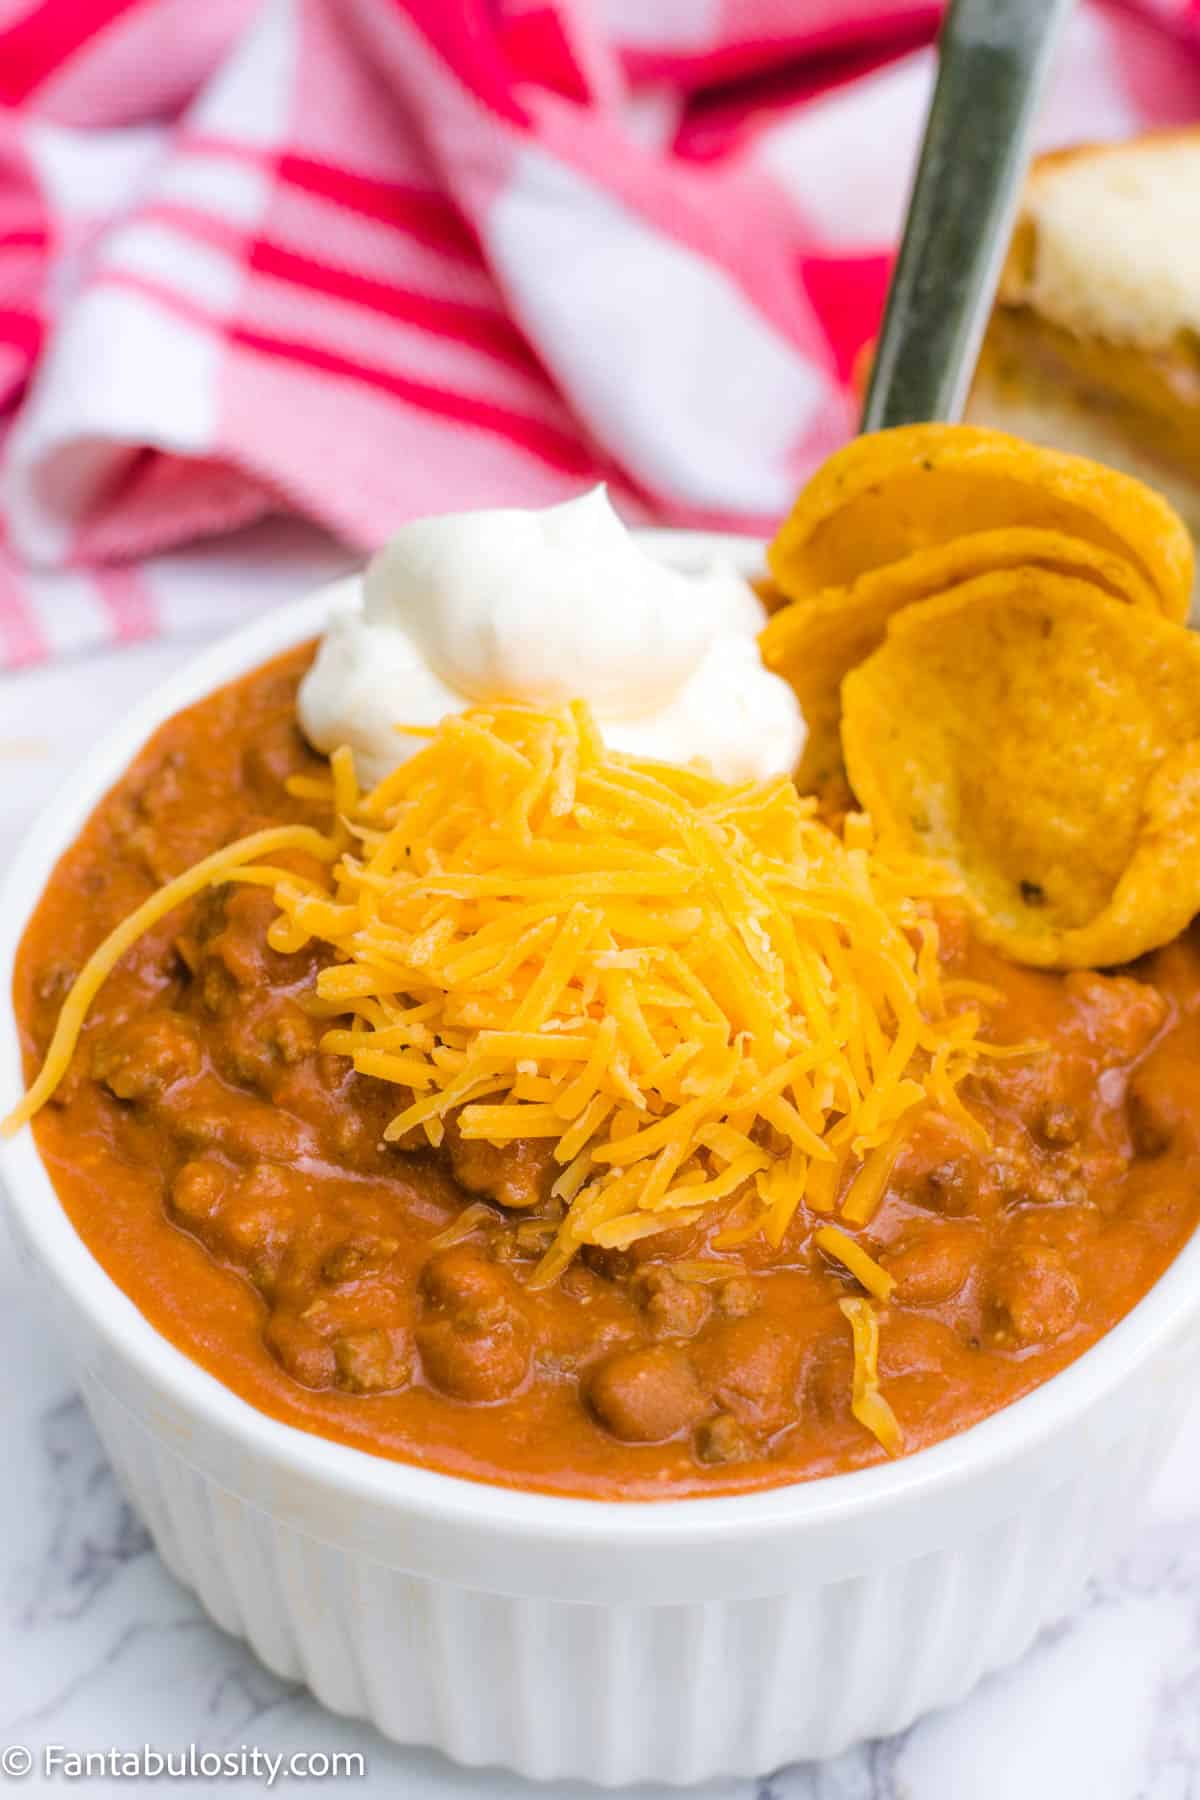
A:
<box><xmin>80</xmin><ymin>1364</ymin><xmax>1178</xmax><ymax>1785</ymax></box>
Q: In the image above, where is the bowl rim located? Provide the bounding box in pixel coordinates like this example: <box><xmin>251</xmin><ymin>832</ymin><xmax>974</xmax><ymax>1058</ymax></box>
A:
<box><xmin>2</xmin><ymin>523</ymin><xmax>1199</xmax><ymax>1548</ymax></box>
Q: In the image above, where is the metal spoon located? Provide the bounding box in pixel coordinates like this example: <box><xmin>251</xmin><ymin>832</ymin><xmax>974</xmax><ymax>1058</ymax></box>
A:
<box><xmin>861</xmin><ymin>0</ymin><xmax>1073</xmax><ymax>433</ymax></box>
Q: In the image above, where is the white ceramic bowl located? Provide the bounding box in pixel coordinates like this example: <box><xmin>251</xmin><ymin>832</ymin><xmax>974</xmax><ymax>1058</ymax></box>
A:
<box><xmin>3</xmin><ymin>533</ymin><xmax>1200</xmax><ymax>1786</ymax></box>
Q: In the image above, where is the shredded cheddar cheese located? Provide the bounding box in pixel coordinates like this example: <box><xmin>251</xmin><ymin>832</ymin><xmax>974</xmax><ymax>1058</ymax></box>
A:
<box><xmin>815</xmin><ymin>1225</ymin><xmax>895</xmax><ymax>1302</ymax></box>
<box><xmin>261</xmin><ymin>700</ymin><xmax>991</xmax><ymax>1289</ymax></box>
<box><xmin>840</xmin><ymin>1296</ymin><xmax>903</xmax><ymax>1457</ymax></box>
<box><xmin>5</xmin><ymin>700</ymin><xmax>1005</xmax><ymax>1454</ymax></box>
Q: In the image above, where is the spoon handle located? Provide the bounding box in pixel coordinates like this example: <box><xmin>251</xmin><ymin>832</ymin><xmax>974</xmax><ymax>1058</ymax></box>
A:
<box><xmin>860</xmin><ymin>0</ymin><xmax>1072</xmax><ymax>433</ymax></box>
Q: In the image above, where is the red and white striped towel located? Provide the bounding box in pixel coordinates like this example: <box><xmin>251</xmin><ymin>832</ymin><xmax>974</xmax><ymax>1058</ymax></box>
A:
<box><xmin>1</xmin><ymin>0</ymin><xmax>1199</xmax><ymax>668</ymax></box>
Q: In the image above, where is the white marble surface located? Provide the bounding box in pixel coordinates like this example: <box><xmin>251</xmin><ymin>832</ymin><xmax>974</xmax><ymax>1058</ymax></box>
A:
<box><xmin>3</xmin><ymin>637</ymin><xmax>1200</xmax><ymax>1798</ymax></box>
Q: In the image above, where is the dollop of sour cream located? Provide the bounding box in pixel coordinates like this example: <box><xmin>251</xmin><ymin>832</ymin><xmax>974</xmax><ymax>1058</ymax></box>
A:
<box><xmin>298</xmin><ymin>487</ymin><xmax>806</xmax><ymax>786</ymax></box>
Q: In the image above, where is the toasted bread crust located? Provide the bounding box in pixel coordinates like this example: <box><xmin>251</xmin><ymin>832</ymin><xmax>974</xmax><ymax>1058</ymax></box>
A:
<box><xmin>996</xmin><ymin>130</ymin><xmax>1200</xmax><ymax>345</ymax></box>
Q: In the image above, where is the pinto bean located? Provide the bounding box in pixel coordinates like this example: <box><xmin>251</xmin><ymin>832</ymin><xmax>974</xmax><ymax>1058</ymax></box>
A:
<box><xmin>585</xmin><ymin>1344</ymin><xmax>707</xmax><ymax>1444</ymax></box>
<box><xmin>169</xmin><ymin>1158</ymin><xmax>227</xmax><ymax>1231</ymax></box>
<box><xmin>421</xmin><ymin>1247</ymin><xmax>516</xmax><ymax>1324</ymax></box>
<box><xmin>692</xmin><ymin>1314</ymin><xmax>802</xmax><ymax>1433</ymax></box>
<box><xmin>988</xmin><ymin>1246</ymin><xmax>1080</xmax><ymax>1345</ymax></box>
<box><xmin>263</xmin><ymin>1312</ymin><xmax>336</xmax><ymax>1389</ymax></box>
<box><xmin>882</xmin><ymin>1222</ymin><xmax>979</xmax><ymax>1305</ymax></box>
<box><xmin>416</xmin><ymin>1247</ymin><xmax>531</xmax><ymax>1401</ymax></box>
<box><xmin>416</xmin><ymin>1315</ymin><xmax>531</xmax><ymax>1402</ymax></box>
